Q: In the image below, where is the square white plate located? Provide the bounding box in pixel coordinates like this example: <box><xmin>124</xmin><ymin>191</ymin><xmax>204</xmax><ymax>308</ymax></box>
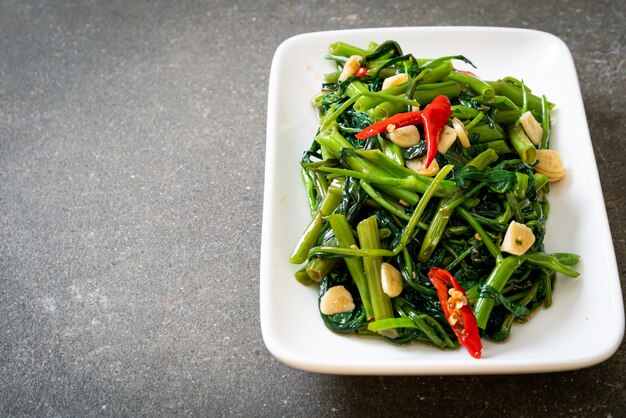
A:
<box><xmin>260</xmin><ymin>27</ymin><xmax>624</xmax><ymax>374</ymax></box>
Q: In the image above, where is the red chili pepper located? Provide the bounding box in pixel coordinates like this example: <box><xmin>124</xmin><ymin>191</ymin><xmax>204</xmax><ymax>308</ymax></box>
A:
<box><xmin>355</xmin><ymin>67</ymin><xmax>369</xmax><ymax>77</ymax></box>
<box><xmin>428</xmin><ymin>267</ymin><xmax>482</xmax><ymax>359</ymax></box>
<box><xmin>355</xmin><ymin>111</ymin><xmax>423</xmax><ymax>140</ymax></box>
<box><xmin>422</xmin><ymin>95</ymin><xmax>452</xmax><ymax>168</ymax></box>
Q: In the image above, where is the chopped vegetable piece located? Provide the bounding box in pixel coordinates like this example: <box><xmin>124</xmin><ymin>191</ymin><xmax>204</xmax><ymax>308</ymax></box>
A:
<box><xmin>355</xmin><ymin>66</ymin><xmax>369</xmax><ymax>77</ymax></box>
<box><xmin>519</xmin><ymin>111</ymin><xmax>543</xmax><ymax>146</ymax></box>
<box><xmin>381</xmin><ymin>262</ymin><xmax>403</xmax><ymax>298</ymax></box>
<box><xmin>452</xmin><ymin>117</ymin><xmax>471</xmax><ymax>148</ymax></box>
<box><xmin>338</xmin><ymin>55</ymin><xmax>362</xmax><ymax>81</ymax></box>
<box><xmin>421</xmin><ymin>95</ymin><xmax>453</xmax><ymax>168</ymax></box>
<box><xmin>500</xmin><ymin>221</ymin><xmax>536</xmax><ymax>256</ymax></box>
<box><xmin>320</xmin><ymin>285</ymin><xmax>356</xmax><ymax>315</ymax></box>
<box><xmin>428</xmin><ymin>267</ymin><xmax>482</xmax><ymax>359</ymax></box>
<box><xmin>387</xmin><ymin>125</ymin><xmax>421</xmax><ymax>147</ymax></box>
<box><xmin>509</xmin><ymin>124</ymin><xmax>537</xmax><ymax>163</ymax></box>
<box><xmin>382</xmin><ymin>73</ymin><xmax>408</xmax><ymax>90</ymax></box>
<box><xmin>534</xmin><ymin>149</ymin><xmax>566</xmax><ymax>182</ymax></box>
<box><xmin>437</xmin><ymin>125</ymin><xmax>458</xmax><ymax>154</ymax></box>
<box><xmin>405</xmin><ymin>155</ymin><xmax>440</xmax><ymax>177</ymax></box>
<box><xmin>355</xmin><ymin>111</ymin><xmax>423</xmax><ymax>140</ymax></box>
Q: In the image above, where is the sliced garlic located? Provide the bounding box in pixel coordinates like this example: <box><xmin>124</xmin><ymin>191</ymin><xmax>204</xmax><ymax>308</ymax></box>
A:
<box><xmin>452</xmin><ymin>117</ymin><xmax>471</xmax><ymax>148</ymax></box>
<box><xmin>381</xmin><ymin>262</ymin><xmax>403</xmax><ymax>298</ymax></box>
<box><xmin>500</xmin><ymin>221</ymin><xmax>536</xmax><ymax>256</ymax></box>
<box><xmin>386</xmin><ymin>125</ymin><xmax>420</xmax><ymax>147</ymax></box>
<box><xmin>319</xmin><ymin>285</ymin><xmax>355</xmax><ymax>315</ymax></box>
<box><xmin>382</xmin><ymin>73</ymin><xmax>408</xmax><ymax>90</ymax></box>
<box><xmin>437</xmin><ymin>125</ymin><xmax>458</xmax><ymax>154</ymax></box>
<box><xmin>338</xmin><ymin>55</ymin><xmax>362</xmax><ymax>81</ymax></box>
<box><xmin>406</xmin><ymin>155</ymin><xmax>440</xmax><ymax>177</ymax></box>
<box><xmin>519</xmin><ymin>111</ymin><xmax>543</xmax><ymax>146</ymax></box>
<box><xmin>534</xmin><ymin>149</ymin><xmax>566</xmax><ymax>182</ymax></box>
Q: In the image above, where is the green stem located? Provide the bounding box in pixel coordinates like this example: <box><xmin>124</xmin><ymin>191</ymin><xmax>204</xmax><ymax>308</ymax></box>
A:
<box><xmin>496</xmin><ymin>278</ymin><xmax>540</xmax><ymax>339</ymax></box>
<box><xmin>417</xmin><ymin>150</ymin><xmax>498</xmax><ymax>262</ymax></box>
<box><xmin>378</xmin><ymin>136</ymin><xmax>404</xmax><ymax>166</ymax></box>
<box><xmin>505</xmin><ymin>191</ymin><xmax>524</xmax><ymax>223</ymax></box>
<box><xmin>509</xmin><ymin>125</ymin><xmax>537</xmax><ymax>163</ymax></box>
<box><xmin>354</xmin><ymin>83</ymin><xmax>407</xmax><ymax>112</ymax></box>
<box><xmin>412</xmin><ymin>81</ymin><xmax>461</xmax><ymax>105</ymax></box>
<box><xmin>521</xmin><ymin>80</ymin><xmax>528</xmax><ymax>113</ymax></box>
<box><xmin>534</xmin><ymin>173</ymin><xmax>549</xmax><ymax>191</ymax></box>
<box><xmin>494</xmin><ymin>109</ymin><xmax>542</xmax><ymax>124</ymax></box>
<box><xmin>467</xmin><ymin>148</ymin><xmax>499</xmax><ymax>169</ymax></box>
<box><xmin>360</xmin><ymin>90</ymin><xmax>420</xmax><ymax>108</ymax></box>
<box><xmin>420</xmin><ymin>55</ymin><xmax>475</xmax><ymax>70</ymax></box>
<box><xmin>308</xmin><ymin>246</ymin><xmax>396</xmax><ymax>258</ymax></box>
<box><xmin>300</xmin><ymin>167</ymin><xmax>317</xmax><ymax>217</ymax></box>
<box><xmin>444</xmin><ymin>245</ymin><xmax>473</xmax><ymax>271</ymax></box>
<box><xmin>352</xmin><ymin>149</ymin><xmax>458</xmax><ymax>196</ymax></box>
<box><xmin>295</xmin><ymin>267</ymin><xmax>314</xmax><ymax>286</ymax></box>
<box><xmin>290</xmin><ymin>216</ymin><xmax>323</xmax><ymax>264</ymax></box>
<box><xmin>342</xmin><ymin>81</ymin><xmax>368</xmax><ymax>100</ymax></box>
<box><xmin>368</xmin><ymin>317</ymin><xmax>415</xmax><ymax>331</ymax></box>
<box><xmin>360</xmin><ymin>181</ymin><xmax>410</xmax><ymax>221</ymax></box>
<box><xmin>468</xmin><ymin>211</ymin><xmax>508</xmax><ymax>232</ymax></box>
<box><xmin>552</xmin><ymin>252</ymin><xmax>581</xmax><ymax>266</ymax></box>
<box><xmin>320</xmin><ymin>94</ymin><xmax>362</xmax><ymax>131</ymax></box>
<box><xmin>468</xmin><ymin>124</ymin><xmax>504</xmax><ymax>142</ymax></box>
<box><xmin>328</xmin><ymin>42</ymin><xmax>369</xmax><ymax>57</ymax></box>
<box><xmin>541</xmin><ymin>95</ymin><xmax>551</xmax><ymax>149</ymax></box>
<box><xmin>513</xmin><ymin>173</ymin><xmax>529</xmax><ymax>200</ymax></box>
<box><xmin>394</xmin><ymin>298</ymin><xmax>456</xmax><ymax>348</ymax></box>
<box><xmin>290</xmin><ymin>180</ymin><xmax>343</xmax><ymax>264</ymax></box>
<box><xmin>457</xmin><ymin>207</ymin><xmax>501</xmax><ymax>260</ymax></box>
<box><xmin>488</xmin><ymin>80</ymin><xmax>554</xmax><ymax>114</ymax></box>
<box><xmin>523</xmin><ymin>253</ymin><xmax>580</xmax><ymax>277</ymax></box>
<box><xmin>365</xmin><ymin>68</ymin><xmax>396</xmax><ymax>79</ymax></box>
<box><xmin>539</xmin><ymin>268</ymin><xmax>553</xmax><ymax>307</ymax></box>
<box><xmin>323</xmin><ymin>71</ymin><xmax>340</xmax><ymax>83</ymax></box>
<box><xmin>397</xmin><ymin>165</ymin><xmax>454</xmax><ymax>250</ymax></box>
<box><xmin>446</xmin><ymin>72</ymin><xmax>494</xmax><ymax>96</ymax></box>
<box><xmin>319</xmin><ymin>166</ymin><xmax>452</xmax><ymax>198</ymax></box>
<box><xmin>452</xmin><ymin>105</ymin><xmax>481</xmax><ymax>119</ymax></box>
<box><xmin>314</xmin><ymin>127</ymin><xmax>353</xmax><ymax>158</ymax></box>
<box><xmin>357</xmin><ymin>216</ymin><xmax>397</xmax><ymax>337</ymax></box>
<box><xmin>467</xmin><ymin>140</ymin><xmax>511</xmax><ymax>155</ymax></box>
<box><xmin>473</xmin><ymin>95</ymin><xmax>519</xmax><ymax>110</ymax></box>
<box><xmin>418</xmin><ymin>191</ymin><xmax>466</xmax><ymax>262</ymax></box>
<box><xmin>419</xmin><ymin>61</ymin><xmax>453</xmax><ymax>84</ymax></box>
<box><xmin>464</xmin><ymin>112</ymin><xmax>484</xmax><ymax>130</ymax></box>
<box><xmin>366</xmin><ymin>101</ymin><xmax>407</xmax><ymax>122</ymax></box>
<box><xmin>328</xmin><ymin>214</ymin><xmax>374</xmax><ymax>320</ymax></box>
<box><xmin>474</xmin><ymin>256</ymin><xmax>525</xmax><ymax>329</ymax></box>
<box><xmin>305</xmin><ymin>257</ymin><xmax>339</xmax><ymax>282</ymax></box>
<box><xmin>312</xmin><ymin>170</ymin><xmax>329</xmax><ymax>198</ymax></box>
<box><xmin>495</xmin><ymin>201</ymin><xmax>513</xmax><ymax>224</ymax></box>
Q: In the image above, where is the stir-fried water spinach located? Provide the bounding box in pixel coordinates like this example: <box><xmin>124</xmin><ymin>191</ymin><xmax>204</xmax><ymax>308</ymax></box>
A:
<box><xmin>290</xmin><ymin>41</ymin><xmax>579</xmax><ymax>358</ymax></box>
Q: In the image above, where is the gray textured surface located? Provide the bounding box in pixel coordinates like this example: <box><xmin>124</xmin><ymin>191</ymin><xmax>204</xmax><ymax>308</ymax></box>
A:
<box><xmin>1</xmin><ymin>0</ymin><xmax>624</xmax><ymax>416</ymax></box>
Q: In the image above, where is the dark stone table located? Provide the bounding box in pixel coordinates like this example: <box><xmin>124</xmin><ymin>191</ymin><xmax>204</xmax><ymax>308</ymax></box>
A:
<box><xmin>1</xmin><ymin>1</ymin><xmax>624</xmax><ymax>416</ymax></box>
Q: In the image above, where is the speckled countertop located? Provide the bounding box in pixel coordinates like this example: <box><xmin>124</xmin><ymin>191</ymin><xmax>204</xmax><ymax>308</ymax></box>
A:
<box><xmin>1</xmin><ymin>1</ymin><xmax>624</xmax><ymax>416</ymax></box>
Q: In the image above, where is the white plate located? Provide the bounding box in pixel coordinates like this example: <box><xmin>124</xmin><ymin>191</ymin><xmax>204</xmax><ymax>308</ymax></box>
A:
<box><xmin>260</xmin><ymin>27</ymin><xmax>624</xmax><ymax>374</ymax></box>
